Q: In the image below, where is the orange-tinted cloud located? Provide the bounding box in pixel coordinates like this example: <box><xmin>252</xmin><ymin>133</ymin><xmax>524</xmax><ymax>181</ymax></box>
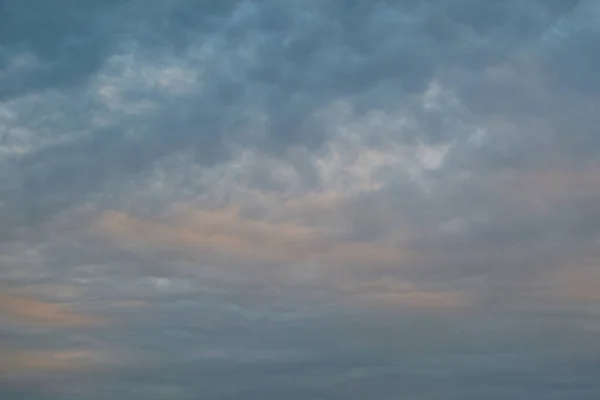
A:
<box><xmin>0</xmin><ymin>348</ymin><xmax>113</xmax><ymax>375</ymax></box>
<box><xmin>347</xmin><ymin>280</ymin><xmax>470</xmax><ymax>309</ymax></box>
<box><xmin>0</xmin><ymin>291</ymin><xmax>106</xmax><ymax>327</ymax></box>
<box><xmin>494</xmin><ymin>166</ymin><xmax>600</xmax><ymax>212</ymax></box>
<box><xmin>364</xmin><ymin>290</ymin><xmax>469</xmax><ymax>309</ymax></box>
<box><xmin>94</xmin><ymin>205</ymin><xmax>468</xmax><ymax>310</ymax></box>
<box><xmin>552</xmin><ymin>263</ymin><xmax>600</xmax><ymax>303</ymax></box>
<box><xmin>95</xmin><ymin>206</ymin><xmax>413</xmax><ymax>267</ymax></box>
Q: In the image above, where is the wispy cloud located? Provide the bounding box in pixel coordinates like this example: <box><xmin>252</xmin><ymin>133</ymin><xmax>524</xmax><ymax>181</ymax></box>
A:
<box><xmin>0</xmin><ymin>348</ymin><xmax>114</xmax><ymax>375</ymax></box>
<box><xmin>94</xmin><ymin>206</ymin><xmax>413</xmax><ymax>267</ymax></box>
<box><xmin>0</xmin><ymin>291</ymin><xmax>106</xmax><ymax>327</ymax></box>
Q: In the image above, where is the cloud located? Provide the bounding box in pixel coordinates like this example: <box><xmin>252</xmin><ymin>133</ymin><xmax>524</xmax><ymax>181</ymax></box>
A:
<box><xmin>2</xmin><ymin>0</ymin><xmax>600</xmax><ymax>398</ymax></box>
<box><xmin>548</xmin><ymin>261</ymin><xmax>600</xmax><ymax>304</ymax></box>
<box><xmin>94</xmin><ymin>205</ymin><xmax>414</xmax><ymax>268</ymax></box>
<box><xmin>0</xmin><ymin>348</ymin><xmax>113</xmax><ymax>375</ymax></box>
<box><xmin>344</xmin><ymin>279</ymin><xmax>470</xmax><ymax>309</ymax></box>
<box><xmin>0</xmin><ymin>291</ymin><xmax>106</xmax><ymax>327</ymax></box>
<box><xmin>1</xmin><ymin>0</ymin><xmax>575</xmax><ymax>233</ymax></box>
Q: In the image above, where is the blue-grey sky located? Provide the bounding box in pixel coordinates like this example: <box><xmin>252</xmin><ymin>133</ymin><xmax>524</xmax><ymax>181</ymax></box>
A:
<box><xmin>1</xmin><ymin>0</ymin><xmax>600</xmax><ymax>398</ymax></box>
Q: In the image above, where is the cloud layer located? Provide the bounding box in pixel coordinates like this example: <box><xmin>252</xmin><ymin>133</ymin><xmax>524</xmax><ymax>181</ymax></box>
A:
<box><xmin>2</xmin><ymin>0</ymin><xmax>600</xmax><ymax>398</ymax></box>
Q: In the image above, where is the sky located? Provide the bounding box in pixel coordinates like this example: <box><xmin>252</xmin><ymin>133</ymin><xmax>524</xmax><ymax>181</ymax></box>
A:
<box><xmin>1</xmin><ymin>0</ymin><xmax>600</xmax><ymax>398</ymax></box>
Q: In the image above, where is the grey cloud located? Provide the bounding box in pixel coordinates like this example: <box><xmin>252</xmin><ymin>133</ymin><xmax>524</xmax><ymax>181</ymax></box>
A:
<box><xmin>5</xmin><ymin>307</ymin><xmax>598</xmax><ymax>399</ymax></box>
<box><xmin>0</xmin><ymin>0</ymin><xmax>124</xmax><ymax>100</ymax></box>
<box><xmin>2</xmin><ymin>0</ymin><xmax>600</xmax><ymax>398</ymax></box>
<box><xmin>2</xmin><ymin>0</ymin><xmax>578</xmax><ymax>233</ymax></box>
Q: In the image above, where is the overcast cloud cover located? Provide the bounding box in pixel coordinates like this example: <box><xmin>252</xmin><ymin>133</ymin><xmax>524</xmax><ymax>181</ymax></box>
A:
<box><xmin>1</xmin><ymin>0</ymin><xmax>600</xmax><ymax>398</ymax></box>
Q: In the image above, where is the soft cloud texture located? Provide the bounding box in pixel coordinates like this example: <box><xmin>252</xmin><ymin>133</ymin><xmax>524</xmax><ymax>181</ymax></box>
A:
<box><xmin>0</xmin><ymin>291</ymin><xmax>105</xmax><ymax>326</ymax></box>
<box><xmin>2</xmin><ymin>0</ymin><xmax>600</xmax><ymax>398</ymax></box>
